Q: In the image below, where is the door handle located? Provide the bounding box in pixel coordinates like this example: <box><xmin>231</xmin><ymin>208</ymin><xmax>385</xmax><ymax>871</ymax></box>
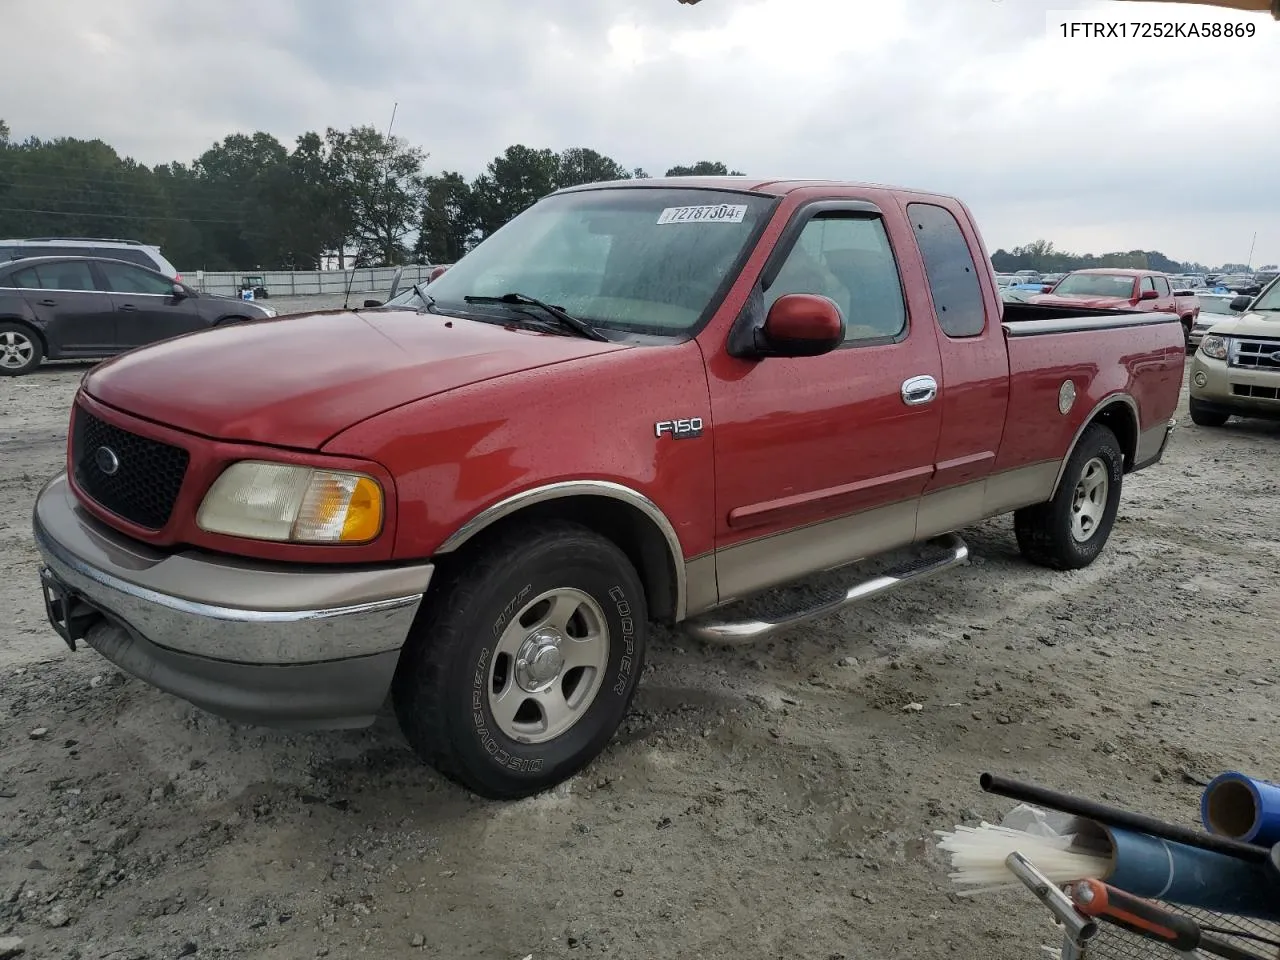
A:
<box><xmin>39</xmin><ymin>299</ymin><xmax>57</xmax><ymax>306</ymax></box>
<box><xmin>118</xmin><ymin>304</ymin><xmax>138</xmax><ymax>311</ymax></box>
<box><xmin>901</xmin><ymin>375</ymin><xmax>938</xmax><ymax>406</ymax></box>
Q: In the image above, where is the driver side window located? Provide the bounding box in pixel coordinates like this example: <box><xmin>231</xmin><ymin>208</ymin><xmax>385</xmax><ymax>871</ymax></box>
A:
<box><xmin>764</xmin><ymin>215</ymin><xmax>907</xmax><ymax>343</ymax></box>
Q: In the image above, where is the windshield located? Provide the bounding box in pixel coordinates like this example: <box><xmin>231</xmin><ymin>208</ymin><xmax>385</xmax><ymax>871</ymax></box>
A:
<box><xmin>1051</xmin><ymin>273</ymin><xmax>1137</xmax><ymax>298</ymax></box>
<box><xmin>422</xmin><ymin>187</ymin><xmax>774</xmax><ymax>336</ymax></box>
<box><xmin>1253</xmin><ymin>279</ymin><xmax>1280</xmax><ymax>311</ymax></box>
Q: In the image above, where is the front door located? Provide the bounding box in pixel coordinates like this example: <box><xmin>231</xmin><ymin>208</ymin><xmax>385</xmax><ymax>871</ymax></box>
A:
<box><xmin>703</xmin><ymin>205</ymin><xmax>944</xmax><ymax>602</ymax></box>
<box><xmin>95</xmin><ymin>261</ymin><xmax>198</xmax><ymax>348</ymax></box>
<box><xmin>9</xmin><ymin>260</ymin><xmax>116</xmax><ymax>354</ymax></box>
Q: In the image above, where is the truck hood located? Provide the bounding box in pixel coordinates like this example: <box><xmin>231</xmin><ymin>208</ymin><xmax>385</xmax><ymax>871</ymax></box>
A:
<box><xmin>1030</xmin><ymin>293</ymin><xmax>1135</xmax><ymax>309</ymax></box>
<box><xmin>1196</xmin><ymin>309</ymin><xmax>1280</xmax><ymax>339</ymax></box>
<box><xmin>82</xmin><ymin>309</ymin><xmax>629</xmax><ymax>448</ymax></box>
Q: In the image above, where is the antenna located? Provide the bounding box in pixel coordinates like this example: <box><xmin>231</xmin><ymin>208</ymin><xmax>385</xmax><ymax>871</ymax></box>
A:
<box><xmin>386</xmin><ymin>101</ymin><xmax>398</xmax><ymax>140</ymax></box>
<box><xmin>342</xmin><ymin>265</ymin><xmax>357</xmax><ymax>311</ymax></box>
<box><xmin>1247</xmin><ymin>231</ymin><xmax>1257</xmax><ymax>271</ymax></box>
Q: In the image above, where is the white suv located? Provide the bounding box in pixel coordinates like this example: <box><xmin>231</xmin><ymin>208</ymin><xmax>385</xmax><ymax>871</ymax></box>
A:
<box><xmin>0</xmin><ymin>238</ymin><xmax>181</xmax><ymax>280</ymax></box>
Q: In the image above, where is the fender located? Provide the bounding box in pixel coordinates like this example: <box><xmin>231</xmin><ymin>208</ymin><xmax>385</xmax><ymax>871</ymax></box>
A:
<box><xmin>1049</xmin><ymin>393</ymin><xmax>1139</xmax><ymax>497</ymax></box>
<box><xmin>434</xmin><ymin>479</ymin><xmax>689</xmax><ymax>620</ymax></box>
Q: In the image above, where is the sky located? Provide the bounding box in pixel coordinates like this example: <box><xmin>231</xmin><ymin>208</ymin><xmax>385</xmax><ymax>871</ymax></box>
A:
<box><xmin>5</xmin><ymin>0</ymin><xmax>1278</xmax><ymax>268</ymax></box>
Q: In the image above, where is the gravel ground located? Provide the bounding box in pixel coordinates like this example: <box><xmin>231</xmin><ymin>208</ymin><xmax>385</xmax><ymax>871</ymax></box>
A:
<box><xmin>2</xmin><ymin>315</ymin><xmax>1279</xmax><ymax>960</ymax></box>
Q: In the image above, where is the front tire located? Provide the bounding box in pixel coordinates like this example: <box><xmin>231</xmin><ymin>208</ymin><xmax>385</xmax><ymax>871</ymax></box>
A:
<box><xmin>0</xmin><ymin>322</ymin><xmax>43</xmax><ymax>376</ymax></box>
<box><xmin>1014</xmin><ymin>423</ymin><xmax>1124</xmax><ymax>571</ymax></box>
<box><xmin>1189</xmin><ymin>397</ymin><xmax>1230</xmax><ymax>427</ymax></box>
<box><xmin>393</xmin><ymin>521</ymin><xmax>648</xmax><ymax>799</ymax></box>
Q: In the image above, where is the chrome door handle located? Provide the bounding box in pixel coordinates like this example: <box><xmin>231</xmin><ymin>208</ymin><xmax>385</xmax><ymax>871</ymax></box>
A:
<box><xmin>901</xmin><ymin>375</ymin><xmax>938</xmax><ymax>406</ymax></box>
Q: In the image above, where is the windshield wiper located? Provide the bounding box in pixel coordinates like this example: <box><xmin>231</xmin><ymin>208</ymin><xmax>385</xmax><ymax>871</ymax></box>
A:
<box><xmin>463</xmin><ymin>292</ymin><xmax>608</xmax><ymax>342</ymax></box>
<box><xmin>412</xmin><ymin>282</ymin><xmax>438</xmax><ymax>313</ymax></box>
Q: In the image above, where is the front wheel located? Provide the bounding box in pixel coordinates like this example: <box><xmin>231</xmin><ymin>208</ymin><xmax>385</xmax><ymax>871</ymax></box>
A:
<box><xmin>392</xmin><ymin>521</ymin><xmax>648</xmax><ymax>799</ymax></box>
<box><xmin>1189</xmin><ymin>397</ymin><xmax>1230</xmax><ymax>427</ymax></box>
<box><xmin>1014</xmin><ymin>423</ymin><xmax>1124</xmax><ymax>570</ymax></box>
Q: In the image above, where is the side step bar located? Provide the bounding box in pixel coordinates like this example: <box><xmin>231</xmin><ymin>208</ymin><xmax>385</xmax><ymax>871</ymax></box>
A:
<box><xmin>681</xmin><ymin>533</ymin><xmax>970</xmax><ymax>645</ymax></box>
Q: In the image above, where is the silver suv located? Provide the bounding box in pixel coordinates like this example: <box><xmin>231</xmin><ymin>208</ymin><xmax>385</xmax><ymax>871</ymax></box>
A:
<box><xmin>0</xmin><ymin>238</ymin><xmax>181</xmax><ymax>280</ymax></box>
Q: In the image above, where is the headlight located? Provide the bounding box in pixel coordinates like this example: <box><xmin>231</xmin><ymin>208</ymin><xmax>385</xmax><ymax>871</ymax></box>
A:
<box><xmin>196</xmin><ymin>462</ymin><xmax>383</xmax><ymax>543</ymax></box>
<box><xmin>1199</xmin><ymin>335</ymin><xmax>1229</xmax><ymax>360</ymax></box>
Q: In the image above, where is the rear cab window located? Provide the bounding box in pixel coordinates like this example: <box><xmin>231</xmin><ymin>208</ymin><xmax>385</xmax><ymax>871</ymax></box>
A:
<box><xmin>906</xmin><ymin>202</ymin><xmax>987</xmax><ymax>338</ymax></box>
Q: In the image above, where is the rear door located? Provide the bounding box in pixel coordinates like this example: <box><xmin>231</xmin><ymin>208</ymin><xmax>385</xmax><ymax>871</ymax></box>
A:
<box><xmin>902</xmin><ymin>200</ymin><xmax>1012</xmax><ymax>538</ymax></box>
<box><xmin>705</xmin><ymin>201</ymin><xmax>944</xmax><ymax>601</ymax></box>
<box><xmin>95</xmin><ymin>260</ymin><xmax>199</xmax><ymax>347</ymax></box>
<box><xmin>6</xmin><ymin>260</ymin><xmax>116</xmax><ymax>354</ymax></box>
<box><xmin>1151</xmin><ymin>274</ymin><xmax>1178</xmax><ymax>315</ymax></box>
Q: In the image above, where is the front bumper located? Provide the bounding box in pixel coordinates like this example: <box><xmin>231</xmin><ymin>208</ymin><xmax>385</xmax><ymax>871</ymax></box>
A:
<box><xmin>32</xmin><ymin>473</ymin><xmax>433</xmax><ymax>729</ymax></box>
<box><xmin>1190</xmin><ymin>352</ymin><xmax>1280</xmax><ymax>420</ymax></box>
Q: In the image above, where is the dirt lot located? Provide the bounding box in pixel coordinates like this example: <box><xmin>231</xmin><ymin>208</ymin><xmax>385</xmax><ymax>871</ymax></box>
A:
<box><xmin>3</xmin><ymin>323</ymin><xmax>1279</xmax><ymax>960</ymax></box>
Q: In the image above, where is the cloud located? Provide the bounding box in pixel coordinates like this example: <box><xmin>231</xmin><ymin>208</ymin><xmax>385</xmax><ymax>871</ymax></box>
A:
<box><xmin>4</xmin><ymin>0</ymin><xmax>1277</xmax><ymax>265</ymax></box>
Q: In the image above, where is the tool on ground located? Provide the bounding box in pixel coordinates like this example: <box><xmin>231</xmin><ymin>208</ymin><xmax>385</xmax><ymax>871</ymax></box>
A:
<box><xmin>1068</xmin><ymin>879</ymin><xmax>1272</xmax><ymax>960</ymax></box>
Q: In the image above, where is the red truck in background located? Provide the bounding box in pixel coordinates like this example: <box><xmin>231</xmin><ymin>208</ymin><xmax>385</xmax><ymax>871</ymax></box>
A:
<box><xmin>1032</xmin><ymin>267</ymin><xmax>1201</xmax><ymax>347</ymax></box>
<box><xmin>32</xmin><ymin>178</ymin><xmax>1185</xmax><ymax>799</ymax></box>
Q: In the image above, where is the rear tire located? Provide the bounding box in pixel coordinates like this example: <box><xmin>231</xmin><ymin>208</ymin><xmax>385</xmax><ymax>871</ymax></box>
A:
<box><xmin>0</xmin><ymin>322</ymin><xmax>43</xmax><ymax>376</ymax></box>
<box><xmin>1189</xmin><ymin>397</ymin><xmax>1230</xmax><ymax>427</ymax></box>
<box><xmin>392</xmin><ymin>521</ymin><xmax>648</xmax><ymax>800</ymax></box>
<box><xmin>1014</xmin><ymin>424</ymin><xmax>1124</xmax><ymax>571</ymax></box>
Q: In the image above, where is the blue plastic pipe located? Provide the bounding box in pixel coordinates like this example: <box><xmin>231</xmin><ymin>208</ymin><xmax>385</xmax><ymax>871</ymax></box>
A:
<box><xmin>1104</xmin><ymin>826</ymin><xmax>1280</xmax><ymax>921</ymax></box>
<box><xmin>1201</xmin><ymin>771</ymin><xmax>1280</xmax><ymax>847</ymax></box>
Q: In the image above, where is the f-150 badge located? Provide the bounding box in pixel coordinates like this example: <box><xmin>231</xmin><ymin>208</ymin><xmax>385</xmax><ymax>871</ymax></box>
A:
<box><xmin>654</xmin><ymin>418</ymin><xmax>704</xmax><ymax>439</ymax></box>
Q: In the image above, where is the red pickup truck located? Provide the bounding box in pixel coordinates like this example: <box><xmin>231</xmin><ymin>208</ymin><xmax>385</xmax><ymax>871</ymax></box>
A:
<box><xmin>1032</xmin><ymin>267</ymin><xmax>1201</xmax><ymax>347</ymax></box>
<box><xmin>32</xmin><ymin>178</ymin><xmax>1185</xmax><ymax>798</ymax></box>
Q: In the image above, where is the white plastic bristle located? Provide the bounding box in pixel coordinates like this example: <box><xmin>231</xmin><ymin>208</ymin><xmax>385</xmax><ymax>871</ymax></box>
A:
<box><xmin>934</xmin><ymin>822</ymin><xmax>1110</xmax><ymax>893</ymax></box>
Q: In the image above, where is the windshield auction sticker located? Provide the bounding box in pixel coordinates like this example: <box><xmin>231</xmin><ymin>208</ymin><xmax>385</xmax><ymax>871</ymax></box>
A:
<box><xmin>657</xmin><ymin>204</ymin><xmax>748</xmax><ymax>225</ymax></box>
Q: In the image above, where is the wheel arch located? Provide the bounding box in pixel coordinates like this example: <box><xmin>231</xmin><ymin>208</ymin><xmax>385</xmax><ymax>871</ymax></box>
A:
<box><xmin>0</xmin><ymin>315</ymin><xmax>47</xmax><ymax>349</ymax></box>
<box><xmin>1050</xmin><ymin>394</ymin><xmax>1139</xmax><ymax>497</ymax></box>
<box><xmin>433</xmin><ymin>481</ymin><xmax>687</xmax><ymax>623</ymax></box>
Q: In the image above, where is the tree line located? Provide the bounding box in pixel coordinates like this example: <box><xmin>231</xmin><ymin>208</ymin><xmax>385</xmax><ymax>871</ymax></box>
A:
<box><xmin>4</xmin><ymin>120</ymin><xmax>1261</xmax><ymax>276</ymax></box>
<box><xmin>990</xmin><ymin>238</ymin><xmax>1272</xmax><ymax>277</ymax></box>
<box><xmin>0</xmin><ymin>118</ymin><xmax>742</xmax><ymax>271</ymax></box>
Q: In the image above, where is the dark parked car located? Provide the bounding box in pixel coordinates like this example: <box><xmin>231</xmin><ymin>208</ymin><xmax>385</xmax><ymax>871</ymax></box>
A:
<box><xmin>0</xmin><ymin>256</ymin><xmax>278</xmax><ymax>376</ymax></box>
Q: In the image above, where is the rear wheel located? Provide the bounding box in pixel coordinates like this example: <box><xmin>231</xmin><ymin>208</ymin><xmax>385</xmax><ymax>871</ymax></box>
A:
<box><xmin>0</xmin><ymin>322</ymin><xmax>43</xmax><ymax>376</ymax></box>
<box><xmin>1014</xmin><ymin>424</ymin><xmax>1124</xmax><ymax>571</ymax></box>
<box><xmin>1189</xmin><ymin>397</ymin><xmax>1230</xmax><ymax>427</ymax></box>
<box><xmin>392</xmin><ymin>521</ymin><xmax>648</xmax><ymax>799</ymax></box>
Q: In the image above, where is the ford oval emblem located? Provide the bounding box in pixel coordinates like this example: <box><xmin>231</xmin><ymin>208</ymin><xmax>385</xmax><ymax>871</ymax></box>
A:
<box><xmin>94</xmin><ymin>446</ymin><xmax>120</xmax><ymax>476</ymax></box>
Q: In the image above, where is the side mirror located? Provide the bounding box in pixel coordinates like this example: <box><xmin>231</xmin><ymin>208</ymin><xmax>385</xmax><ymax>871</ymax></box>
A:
<box><xmin>363</xmin><ymin>299</ymin><xmax>383</xmax><ymax>308</ymax></box>
<box><xmin>1041</xmin><ymin>285</ymin><xmax>1054</xmax><ymax>293</ymax></box>
<box><xmin>429</xmin><ymin>265</ymin><xmax>450</xmax><ymax>282</ymax></box>
<box><xmin>760</xmin><ymin>294</ymin><xmax>845</xmax><ymax>357</ymax></box>
<box><xmin>1230</xmin><ymin>295</ymin><xmax>1252</xmax><ymax>312</ymax></box>
<box><xmin>1139</xmin><ymin>289</ymin><xmax>1160</xmax><ymax>301</ymax></box>
<box><xmin>171</xmin><ymin>283</ymin><xmax>187</xmax><ymax>298</ymax></box>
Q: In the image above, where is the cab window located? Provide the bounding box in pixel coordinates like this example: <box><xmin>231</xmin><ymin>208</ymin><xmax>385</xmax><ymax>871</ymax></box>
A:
<box><xmin>764</xmin><ymin>214</ymin><xmax>907</xmax><ymax>343</ymax></box>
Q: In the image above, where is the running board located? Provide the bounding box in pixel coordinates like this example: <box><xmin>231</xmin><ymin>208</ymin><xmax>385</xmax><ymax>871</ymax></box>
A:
<box><xmin>681</xmin><ymin>534</ymin><xmax>970</xmax><ymax>645</ymax></box>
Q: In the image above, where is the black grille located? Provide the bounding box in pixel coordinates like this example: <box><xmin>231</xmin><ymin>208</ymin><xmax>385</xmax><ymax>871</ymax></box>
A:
<box><xmin>71</xmin><ymin>406</ymin><xmax>189</xmax><ymax>529</ymax></box>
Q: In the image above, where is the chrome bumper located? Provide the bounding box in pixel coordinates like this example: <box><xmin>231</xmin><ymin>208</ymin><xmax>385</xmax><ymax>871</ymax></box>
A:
<box><xmin>32</xmin><ymin>474</ymin><xmax>433</xmax><ymax>728</ymax></box>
